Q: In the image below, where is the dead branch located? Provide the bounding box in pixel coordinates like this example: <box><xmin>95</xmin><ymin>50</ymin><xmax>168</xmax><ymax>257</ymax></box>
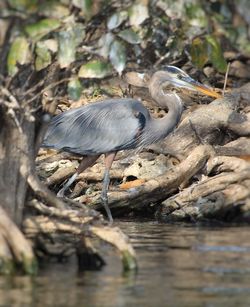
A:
<box><xmin>46</xmin><ymin>165</ymin><xmax>77</xmax><ymax>186</ymax></box>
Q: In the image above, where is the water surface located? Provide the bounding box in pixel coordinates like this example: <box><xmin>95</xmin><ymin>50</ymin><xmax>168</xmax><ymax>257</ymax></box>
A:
<box><xmin>1</xmin><ymin>221</ymin><xmax>250</xmax><ymax>306</ymax></box>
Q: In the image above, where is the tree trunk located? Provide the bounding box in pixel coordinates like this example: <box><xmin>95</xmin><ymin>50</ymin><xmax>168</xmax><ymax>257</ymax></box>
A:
<box><xmin>0</xmin><ymin>112</ymin><xmax>35</xmax><ymax>225</ymax></box>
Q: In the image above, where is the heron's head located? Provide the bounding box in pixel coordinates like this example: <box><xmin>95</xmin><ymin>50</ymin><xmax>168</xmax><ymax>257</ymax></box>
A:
<box><xmin>162</xmin><ymin>66</ymin><xmax>221</xmax><ymax>99</ymax></box>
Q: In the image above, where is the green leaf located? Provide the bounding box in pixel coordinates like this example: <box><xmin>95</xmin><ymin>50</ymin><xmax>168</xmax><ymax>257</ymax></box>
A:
<box><xmin>117</xmin><ymin>29</ymin><xmax>141</xmax><ymax>44</ymax></box>
<box><xmin>67</xmin><ymin>78</ymin><xmax>82</xmax><ymax>100</ymax></box>
<box><xmin>129</xmin><ymin>3</ymin><xmax>149</xmax><ymax>27</ymax></box>
<box><xmin>97</xmin><ymin>33</ymin><xmax>114</xmax><ymax>58</ymax></box>
<box><xmin>190</xmin><ymin>37</ymin><xmax>208</xmax><ymax>69</ymax></box>
<box><xmin>35</xmin><ymin>41</ymin><xmax>52</xmax><ymax>71</ymax></box>
<box><xmin>205</xmin><ymin>35</ymin><xmax>227</xmax><ymax>73</ymax></box>
<box><xmin>38</xmin><ymin>2</ymin><xmax>70</xmax><ymax>18</ymax></box>
<box><xmin>72</xmin><ymin>23</ymin><xmax>86</xmax><ymax>46</ymax></box>
<box><xmin>57</xmin><ymin>30</ymin><xmax>76</xmax><ymax>69</ymax></box>
<box><xmin>40</xmin><ymin>39</ymin><xmax>58</xmax><ymax>53</ymax></box>
<box><xmin>78</xmin><ymin>60</ymin><xmax>112</xmax><ymax>78</ymax></box>
<box><xmin>107</xmin><ymin>11</ymin><xmax>128</xmax><ymax>30</ymax></box>
<box><xmin>7</xmin><ymin>37</ymin><xmax>31</xmax><ymax>76</ymax></box>
<box><xmin>7</xmin><ymin>0</ymin><xmax>37</xmax><ymax>12</ymax></box>
<box><xmin>57</xmin><ymin>24</ymin><xmax>85</xmax><ymax>68</ymax></box>
<box><xmin>109</xmin><ymin>40</ymin><xmax>126</xmax><ymax>75</ymax></box>
<box><xmin>185</xmin><ymin>3</ymin><xmax>207</xmax><ymax>28</ymax></box>
<box><xmin>72</xmin><ymin>0</ymin><xmax>93</xmax><ymax>18</ymax></box>
<box><xmin>25</xmin><ymin>18</ymin><xmax>61</xmax><ymax>40</ymax></box>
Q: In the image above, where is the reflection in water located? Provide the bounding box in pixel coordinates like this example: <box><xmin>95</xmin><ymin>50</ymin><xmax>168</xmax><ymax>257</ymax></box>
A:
<box><xmin>1</xmin><ymin>221</ymin><xmax>250</xmax><ymax>306</ymax></box>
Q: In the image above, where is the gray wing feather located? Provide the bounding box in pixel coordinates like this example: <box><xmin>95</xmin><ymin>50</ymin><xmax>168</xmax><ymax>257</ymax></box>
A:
<box><xmin>43</xmin><ymin>99</ymin><xmax>148</xmax><ymax>155</ymax></box>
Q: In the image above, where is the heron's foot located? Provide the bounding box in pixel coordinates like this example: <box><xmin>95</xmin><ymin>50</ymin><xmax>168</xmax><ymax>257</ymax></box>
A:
<box><xmin>100</xmin><ymin>194</ymin><xmax>113</xmax><ymax>224</ymax></box>
<box><xmin>57</xmin><ymin>188</ymin><xmax>66</xmax><ymax>198</ymax></box>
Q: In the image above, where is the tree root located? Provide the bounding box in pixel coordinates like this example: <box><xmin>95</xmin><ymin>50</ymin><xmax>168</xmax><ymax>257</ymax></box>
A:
<box><xmin>23</xmin><ymin>199</ymin><xmax>137</xmax><ymax>272</ymax></box>
<box><xmin>0</xmin><ymin>206</ymin><xmax>37</xmax><ymax>274</ymax></box>
<box><xmin>158</xmin><ymin>92</ymin><xmax>250</xmax><ymax>158</ymax></box>
<box><xmin>77</xmin><ymin>237</ymin><xmax>106</xmax><ymax>271</ymax></box>
<box><xmin>90</xmin><ymin>226</ymin><xmax>137</xmax><ymax>271</ymax></box>
<box><xmin>27</xmin><ymin>173</ymin><xmax>67</xmax><ymax>209</ymax></box>
<box><xmin>87</xmin><ymin>145</ymin><xmax>213</xmax><ymax>215</ymax></box>
<box><xmin>157</xmin><ymin>155</ymin><xmax>250</xmax><ymax>222</ymax></box>
<box><xmin>45</xmin><ymin>165</ymin><xmax>124</xmax><ymax>187</ymax></box>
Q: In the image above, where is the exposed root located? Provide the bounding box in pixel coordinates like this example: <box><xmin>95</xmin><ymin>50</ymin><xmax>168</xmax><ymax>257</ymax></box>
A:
<box><xmin>88</xmin><ymin>145</ymin><xmax>213</xmax><ymax>215</ymax></box>
<box><xmin>0</xmin><ymin>206</ymin><xmax>37</xmax><ymax>274</ymax></box>
<box><xmin>23</xmin><ymin>199</ymin><xmax>137</xmax><ymax>271</ymax></box>
<box><xmin>90</xmin><ymin>226</ymin><xmax>137</xmax><ymax>271</ymax></box>
<box><xmin>27</xmin><ymin>173</ymin><xmax>67</xmax><ymax>209</ymax></box>
<box><xmin>157</xmin><ymin>156</ymin><xmax>250</xmax><ymax>222</ymax></box>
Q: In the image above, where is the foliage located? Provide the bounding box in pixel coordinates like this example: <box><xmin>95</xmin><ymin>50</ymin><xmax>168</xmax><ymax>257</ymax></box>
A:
<box><xmin>2</xmin><ymin>0</ymin><xmax>250</xmax><ymax>88</ymax></box>
<box><xmin>190</xmin><ymin>35</ymin><xmax>227</xmax><ymax>73</ymax></box>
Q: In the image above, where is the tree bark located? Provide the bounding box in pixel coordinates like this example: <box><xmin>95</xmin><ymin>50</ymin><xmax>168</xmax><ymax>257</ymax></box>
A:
<box><xmin>0</xmin><ymin>103</ymin><xmax>35</xmax><ymax>225</ymax></box>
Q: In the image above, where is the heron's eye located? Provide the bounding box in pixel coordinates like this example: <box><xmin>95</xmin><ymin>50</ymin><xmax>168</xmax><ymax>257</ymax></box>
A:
<box><xmin>165</xmin><ymin>66</ymin><xmax>179</xmax><ymax>74</ymax></box>
<box><xmin>177</xmin><ymin>74</ymin><xmax>184</xmax><ymax>80</ymax></box>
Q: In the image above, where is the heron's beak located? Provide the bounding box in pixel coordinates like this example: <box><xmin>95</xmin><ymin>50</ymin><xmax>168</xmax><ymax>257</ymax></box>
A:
<box><xmin>181</xmin><ymin>76</ymin><xmax>222</xmax><ymax>99</ymax></box>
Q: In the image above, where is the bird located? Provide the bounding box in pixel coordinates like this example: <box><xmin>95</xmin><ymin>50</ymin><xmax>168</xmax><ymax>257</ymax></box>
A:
<box><xmin>42</xmin><ymin>66</ymin><xmax>221</xmax><ymax>223</ymax></box>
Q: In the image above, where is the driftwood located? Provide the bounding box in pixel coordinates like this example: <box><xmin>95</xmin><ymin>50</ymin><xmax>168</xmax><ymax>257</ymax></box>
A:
<box><xmin>157</xmin><ymin>156</ymin><xmax>250</xmax><ymax>221</ymax></box>
<box><xmin>86</xmin><ymin>145</ymin><xmax>213</xmax><ymax>215</ymax></box>
<box><xmin>214</xmin><ymin>137</ymin><xmax>250</xmax><ymax>157</ymax></box>
<box><xmin>157</xmin><ymin>90</ymin><xmax>250</xmax><ymax>158</ymax></box>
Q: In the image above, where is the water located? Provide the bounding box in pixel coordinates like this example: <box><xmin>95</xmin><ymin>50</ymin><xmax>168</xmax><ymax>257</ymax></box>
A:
<box><xmin>1</xmin><ymin>221</ymin><xmax>250</xmax><ymax>307</ymax></box>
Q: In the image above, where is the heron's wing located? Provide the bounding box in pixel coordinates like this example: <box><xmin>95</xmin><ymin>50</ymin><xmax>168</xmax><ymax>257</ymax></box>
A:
<box><xmin>42</xmin><ymin>99</ymin><xmax>148</xmax><ymax>155</ymax></box>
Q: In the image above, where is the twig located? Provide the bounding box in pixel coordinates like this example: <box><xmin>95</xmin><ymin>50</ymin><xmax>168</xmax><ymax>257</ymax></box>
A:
<box><xmin>24</xmin><ymin>77</ymin><xmax>73</xmax><ymax>106</ymax></box>
<box><xmin>222</xmin><ymin>62</ymin><xmax>230</xmax><ymax>96</ymax></box>
<box><xmin>0</xmin><ymin>86</ymin><xmax>20</xmax><ymax>109</ymax></box>
<box><xmin>0</xmin><ymin>86</ymin><xmax>23</xmax><ymax>132</ymax></box>
<box><xmin>7</xmin><ymin>108</ymin><xmax>23</xmax><ymax>133</ymax></box>
<box><xmin>23</xmin><ymin>79</ymin><xmax>45</xmax><ymax>96</ymax></box>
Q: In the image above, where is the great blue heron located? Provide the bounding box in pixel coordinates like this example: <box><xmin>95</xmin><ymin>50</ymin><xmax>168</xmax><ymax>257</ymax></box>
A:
<box><xmin>42</xmin><ymin>66</ymin><xmax>220</xmax><ymax>223</ymax></box>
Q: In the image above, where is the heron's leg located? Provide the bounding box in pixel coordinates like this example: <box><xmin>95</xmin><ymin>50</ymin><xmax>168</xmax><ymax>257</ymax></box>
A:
<box><xmin>101</xmin><ymin>152</ymin><xmax>117</xmax><ymax>224</ymax></box>
<box><xmin>57</xmin><ymin>155</ymin><xmax>100</xmax><ymax>197</ymax></box>
<box><xmin>57</xmin><ymin>172</ymin><xmax>78</xmax><ymax>197</ymax></box>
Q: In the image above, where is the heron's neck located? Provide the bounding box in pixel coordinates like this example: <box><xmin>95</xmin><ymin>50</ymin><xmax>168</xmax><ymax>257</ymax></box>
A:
<box><xmin>146</xmin><ymin>72</ymin><xmax>183</xmax><ymax>142</ymax></box>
